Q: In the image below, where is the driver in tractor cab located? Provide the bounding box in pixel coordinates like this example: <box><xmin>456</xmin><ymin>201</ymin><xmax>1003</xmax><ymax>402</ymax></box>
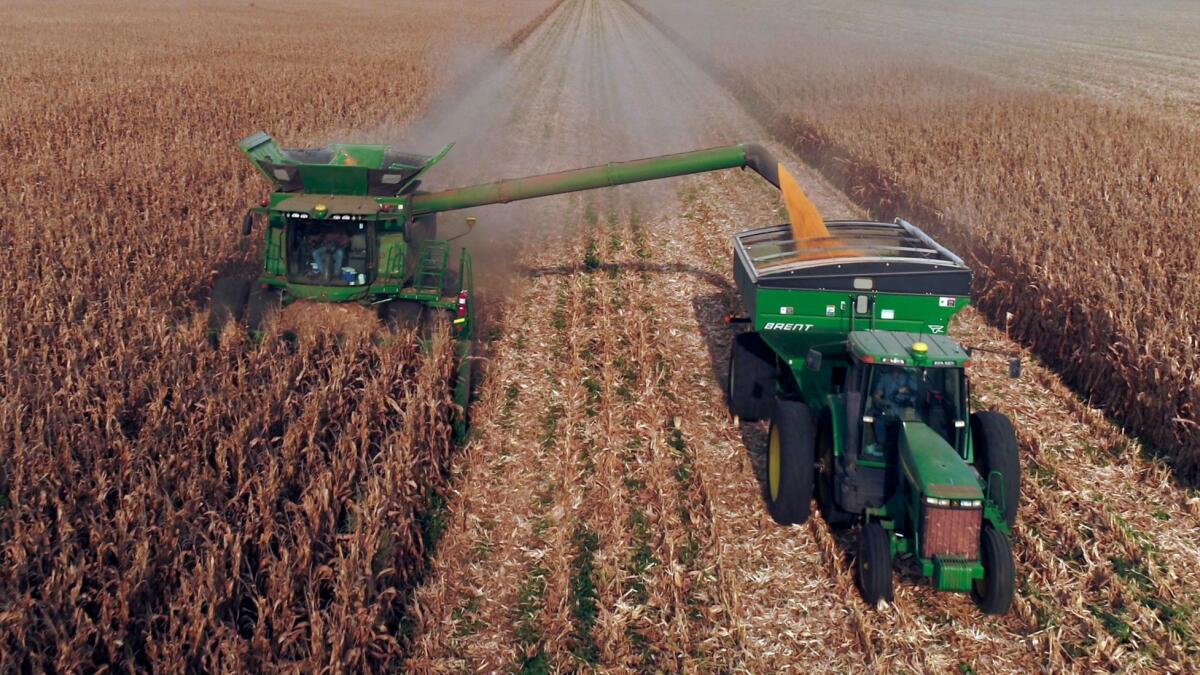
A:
<box><xmin>309</xmin><ymin>231</ymin><xmax>351</xmax><ymax>281</ymax></box>
<box><xmin>870</xmin><ymin>366</ymin><xmax>920</xmax><ymax>453</ymax></box>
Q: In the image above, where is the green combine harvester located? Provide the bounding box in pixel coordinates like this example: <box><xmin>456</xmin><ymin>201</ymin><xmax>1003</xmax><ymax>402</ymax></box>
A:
<box><xmin>217</xmin><ymin>132</ymin><xmax>788</xmax><ymax>436</ymax></box>
<box><xmin>727</xmin><ymin>220</ymin><xmax>1021</xmax><ymax>613</ymax></box>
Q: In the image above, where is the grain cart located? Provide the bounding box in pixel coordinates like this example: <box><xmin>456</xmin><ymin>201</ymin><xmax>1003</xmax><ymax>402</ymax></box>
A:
<box><xmin>727</xmin><ymin>220</ymin><xmax>1021</xmax><ymax>613</ymax></box>
<box><xmin>217</xmin><ymin>132</ymin><xmax>793</xmax><ymax>436</ymax></box>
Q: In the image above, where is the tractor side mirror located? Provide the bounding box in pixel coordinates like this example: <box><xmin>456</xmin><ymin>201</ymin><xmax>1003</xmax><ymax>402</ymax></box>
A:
<box><xmin>466</xmin><ymin>216</ymin><xmax>477</xmax><ymax>230</ymax></box>
<box><xmin>242</xmin><ymin>211</ymin><xmax>255</xmax><ymax>236</ymax></box>
<box><xmin>805</xmin><ymin>348</ymin><xmax>822</xmax><ymax>372</ymax></box>
<box><xmin>1008</xmin><ymin>357</ymin><xmax>1021</xmax><ymax>379</ymax></box>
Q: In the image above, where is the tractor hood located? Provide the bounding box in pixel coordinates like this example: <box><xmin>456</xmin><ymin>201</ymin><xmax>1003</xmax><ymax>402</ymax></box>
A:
<box><xmin>899</xmin><ymin>422</ymin><xmax>983</xmax><ymax>503</ymax></box>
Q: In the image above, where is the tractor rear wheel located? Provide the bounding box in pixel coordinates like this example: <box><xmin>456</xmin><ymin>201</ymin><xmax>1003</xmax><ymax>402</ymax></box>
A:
<box><xmin>207</xmin><ymin>275</ymin><xmax>250</xmax><ymax>345</ymax></box>
<box><xmin>971</xmin><ymin>411</ymin><xmax>1020</xmax><ymax>528</ymax></box>
<box><xmin>817</xmin><ymin>419</ymin><xmax>856</xmax><ymax>529</ymax></box>
<box><xmin>728</xmin><ymin>332</ymin><xmax>775</xmax><ymax>421</ymax></box>
<box><xmin>972</xmin><ymin>526</ymin><xmax>1015</xmax><ymax>615</ymax></box>
<box><xmin>762</xmin><ymin>399</ymin><xmax>814</xmax><ymax>525</ymax></box>
<box><xmin>857</xmin><ymin>522</ymin><xmax>893</xmax><ymax>605</ymax></box>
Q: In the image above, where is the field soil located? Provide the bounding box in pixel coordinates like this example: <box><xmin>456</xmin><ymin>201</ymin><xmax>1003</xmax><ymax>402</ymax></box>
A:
<box><xmin>401</xmin><ymin>0</ymin><xmax>1200</xmax><ymax>671</ymax></box>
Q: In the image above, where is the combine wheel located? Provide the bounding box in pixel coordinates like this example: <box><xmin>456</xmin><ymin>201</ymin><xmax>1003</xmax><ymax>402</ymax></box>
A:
<box><xmin>207</xmin><ymin>275</ymin><xmax>250</xmax><ymax>345</ymax></box>
<box><xmin>816</xmin><ymin>419</ymin><xmax>856</xmax><ymax>529</ymax></box>
<box><xmin>244</xmin><ymin>285</ymin><xmax>280</xmax><ymax>339</ymax></box>
<box><xmin>972</xmin><ymin>526</ymin><xmax>1015</xmax><ymax>615</ymax></box>
<box><xmin>857</xmin><ymin>522</ymin><xmax>893</xmax><ymax>605</ymax></box>
<box><xmin>762</xmin><ymin>399</ymin><xmax>814</xmax><ymax>525</ymax></box>
<box><xmin>971</xmin><ymin>411</ymin><xmax>1020</xmax><ymax>528</ymax></box>
<box><xmin>380</xmin><ymin>300</ymin><xmax>435</xmax><ymax>337</ymax></box>
<box><xmin>728</xmin><ymin>332</ymin><xmax>776</xmax><ymax>421</ymax></box>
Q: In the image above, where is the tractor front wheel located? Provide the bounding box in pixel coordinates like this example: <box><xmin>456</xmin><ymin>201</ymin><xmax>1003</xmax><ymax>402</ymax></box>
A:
<box><xmin>972</xmin><ymin>526</ymin><xmax>1015</xmax><ymax>615</ymax></box>
<box><xmin>857</xmin><ymin>522</ymin><xmax>893</xmax><ymax>605</ymax></box>
<box><xmin>971</xmin><ymin>411</ymin><xmax>1021</xmax><ymax>528</ymax></box>
<box><xmin>762</xmin><ymin>399</ymin><xmax>814</xmax><ymax>525</ymax></box>
<box><xmin>207</xmin><ymin>275</ymin><xmax>250</xmax><ymax>345</ymax></box>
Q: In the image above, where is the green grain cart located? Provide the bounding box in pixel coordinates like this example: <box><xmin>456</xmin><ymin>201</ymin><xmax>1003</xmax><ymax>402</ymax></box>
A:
<box><xmin>727</xmin><ymin>220</ymin><xmax>1021</xmax><ymax>613</ymax></box>
<box><xmin>216</xmin><ymin>132</ymin><xmax>789</xmax><ymax>436</ymax></box>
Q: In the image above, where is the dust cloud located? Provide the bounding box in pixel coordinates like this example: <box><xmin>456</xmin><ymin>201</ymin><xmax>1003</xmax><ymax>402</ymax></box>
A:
<box><xmin>354</xmin><ymin>0</ymin><xmax>770</xmax><ymax>293</ymax></box>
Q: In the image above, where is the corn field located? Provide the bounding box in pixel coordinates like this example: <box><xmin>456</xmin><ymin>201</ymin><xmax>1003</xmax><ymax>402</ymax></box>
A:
<box><xmin>0</xmin><ymin>0</ymin><xmax>551</xmax><ymax>669</ymax></box>
<box><xmin>6</xmin><ymin>0</ymin><xmax>1200</xmax><ymax>671</ymax></box>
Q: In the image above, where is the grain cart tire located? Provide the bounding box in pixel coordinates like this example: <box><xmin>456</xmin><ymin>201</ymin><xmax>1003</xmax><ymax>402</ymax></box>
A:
<box><xmin>817</xmin><ymin>418</ymin><xmax>856</xmax><ymax>529</ymax></box>
<box><xmin>244</xmin><ymin>285</ymin><xmax>281</xmax><ymax>339</ymax></box>
<box><xmin>762</xmin><ymin>399</ymin><xmax>814</xmax><ymax>525</ymax></box>
<box><xmin>857</xmin><ymin>522</ymin><xmax>894</xmax><ymax>605</ymax></box>
<box><xmin>728</xmin><ymin>332</ymin><xmax>776</xmax><ymax>421</ymax></box>
<box><xmin>971</xmin><ymin>412</ymin><xmax>1020</xmax><ymax>528</ymax></box>
<box><xmin>972</xmin><ymin>526</ymin><xmax>1015</xmax><ymax>615</ymax></box>
<box><xmin>208</xmin><ymin>275</ymin><xmax>250</xmax><ymax>345</ymax></box>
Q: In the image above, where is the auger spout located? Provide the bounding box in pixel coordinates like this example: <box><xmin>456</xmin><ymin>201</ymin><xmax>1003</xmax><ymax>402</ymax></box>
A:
<box><xmin>408</xmin><ymin>143</ymin><xmax>782</xmax><ymax>215</ymax></box>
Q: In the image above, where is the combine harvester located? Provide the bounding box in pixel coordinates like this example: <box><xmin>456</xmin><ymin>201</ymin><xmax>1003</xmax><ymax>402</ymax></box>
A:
<box><xmin>218</xmin><ymin>133</ymin><xmax>1020</xmax><ymax>611</ymax></box>
<box><xmin>218</xmin><ymin>133</ymin><xmax>789</xmax><ymax>436</ymax></box>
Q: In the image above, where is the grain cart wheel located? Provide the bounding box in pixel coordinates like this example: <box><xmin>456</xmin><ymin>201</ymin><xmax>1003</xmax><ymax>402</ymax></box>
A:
<box><xmin>207</xmin><ymin>275</ymin><xmax>250</xmax><ymax>345</ymax></box>
<box><xmin>244</xmin><ymin>285</ymin><xmax>281</xmax><ymax>339</ymax></box>
<box><xmin>728</xmin><ymin>332</ymin><xmax>776</xmax><ymax>421</ymax></box>
<box><xmin>972</xmin><ymin>526</ymin><xmax>1015</xmax><ymax>615</ymax></box>
<box><xmin>816</xmin><ymin>419</ymin><xmax>856</xmax><ymax>529</ymax></box>
<box><xmin>763</xmin><ymin>399</ymin><xmax>814</xmax><ymax>525</ymax></box>
<box><xmin>857</xmin><ymin>522</ymin><xmax>893</xmax><ymax>605</ymax></box>
<box><xmin>971</xmin><ymin>412</ymin><xmax>1020</xmax><ymax>528</ymax></box>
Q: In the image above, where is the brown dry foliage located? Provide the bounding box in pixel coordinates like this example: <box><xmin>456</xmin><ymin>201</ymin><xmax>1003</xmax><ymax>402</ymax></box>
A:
<box><xmin>636</xmin><ymin>0</ymin><xmax>1200</xmax><ymax>478</ymax></box>
<box><xmin>0</xmin><ymin>0</ymin><xmax>553</xmax><ymax>669</ymax></box>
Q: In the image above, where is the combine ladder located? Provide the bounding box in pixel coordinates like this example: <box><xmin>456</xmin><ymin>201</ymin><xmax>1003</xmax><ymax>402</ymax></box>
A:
<box><xmin>413</xmin><ymin>240</ymin><xmax>449</xmax><ymax>294</ymax></box>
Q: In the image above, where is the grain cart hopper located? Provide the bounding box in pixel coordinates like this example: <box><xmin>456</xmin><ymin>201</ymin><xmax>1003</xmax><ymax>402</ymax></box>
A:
<box><xmin>727</xmin><ymin>220</ymin><xmax>1021</xmax><ymax>613</ymax></box>
<box><xmin>216</xmin><ymin>132</ymin><xmax>793</xmax><ymax>436</ymax></box>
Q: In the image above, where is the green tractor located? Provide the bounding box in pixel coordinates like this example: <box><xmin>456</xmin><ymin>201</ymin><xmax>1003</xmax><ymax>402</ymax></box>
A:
<box><xmin>727</xmin><ymin>220</ymin><xmax>1021</xmax><ymax>613</ymax></box>
<box><xmin>216</xmin><ymin>132</ymin><xmax>794</xmax><ymax>436</ymax></box>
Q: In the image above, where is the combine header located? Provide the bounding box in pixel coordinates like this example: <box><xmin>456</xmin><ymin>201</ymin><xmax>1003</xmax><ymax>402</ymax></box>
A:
<box><xmin>217</xmin><ymin>132</ymin><xmax>792</xmax><ymax>435</ymax></box>
<box><xmin>727</xmin><ymin>218</ymin><xmax>1022</xmax><ymax>613</ymax></box>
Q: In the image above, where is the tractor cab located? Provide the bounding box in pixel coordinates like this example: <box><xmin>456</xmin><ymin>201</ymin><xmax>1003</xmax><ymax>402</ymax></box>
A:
<box><xmin>849</xmin><ymin>331</ymin><xmax>971</xmax><ymax>464</ymax></box>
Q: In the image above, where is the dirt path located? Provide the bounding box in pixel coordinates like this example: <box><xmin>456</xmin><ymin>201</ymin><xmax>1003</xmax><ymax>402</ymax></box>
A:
<box><xmin>401</xmin><ymin>0</ymin><xmax>1200</xmax><ymax>671</ymax></box>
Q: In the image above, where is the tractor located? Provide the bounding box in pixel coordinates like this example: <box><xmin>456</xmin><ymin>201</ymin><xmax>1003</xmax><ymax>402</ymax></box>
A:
<box><xmin>726</xmin><ymin>218</ymin><xmax>1021</xmax><ymax>613</ymax></box>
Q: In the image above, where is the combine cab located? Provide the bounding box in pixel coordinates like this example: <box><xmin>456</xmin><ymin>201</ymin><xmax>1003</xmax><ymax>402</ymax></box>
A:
<box><xmin>727</xmin><ymin>219</ymin><xmax>1021</xmax><ymax>613</ymax></box>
